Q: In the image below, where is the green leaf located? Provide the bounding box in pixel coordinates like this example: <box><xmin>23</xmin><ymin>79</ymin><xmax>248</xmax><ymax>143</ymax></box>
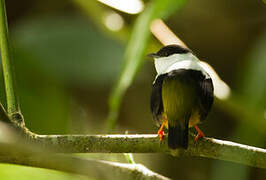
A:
<box><xmin>106</xmin><ymin>0</ymin><xmax>187</xmax><ymax>129</ymax></box>
<box><xmin>154</xmin><ymin>0</ymin><xmax>187</xmax><ymax>19</ymax></box>
<box><xmin>0</xmin><ymin>0</ymin><xmax>20</xmax><ymax>117</ymax></box>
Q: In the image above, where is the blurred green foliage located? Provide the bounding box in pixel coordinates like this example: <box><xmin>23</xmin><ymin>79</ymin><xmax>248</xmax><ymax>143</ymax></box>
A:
<box><xmin>9</xmin><ymin>16</ymin><xmax>123</xmax><ymax>133</ymax></box>
<box><xmin>13</xmin><ymin>16</ymin><xmax>123</xmax><ymax>86</ymax></box>
<box><xmin>242</xmin><ymin>32</ymin><xmax>266</xmax><ymax>107</ymax></box>
<box><xmin>0</xmin><ymin>164</ymin><xmax>89</xmax><ymax>180</ymax></box>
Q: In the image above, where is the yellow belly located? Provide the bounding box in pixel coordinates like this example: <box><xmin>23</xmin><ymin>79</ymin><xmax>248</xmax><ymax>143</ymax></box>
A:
<box><xmin>161</xmin><ymin>113</ymin><xmax>169</xmax><ymax>129</ymax></box>
<box><xmin>161</xmin><ymin>110</ymin><xmax>200</xmax><ymax>129</ymax></box>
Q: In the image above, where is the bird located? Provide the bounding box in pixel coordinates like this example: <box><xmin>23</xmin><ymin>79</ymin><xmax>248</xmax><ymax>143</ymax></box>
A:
<box><xmin>148</xmin><ymin>44</ymin><xmax>214</xmax><ymax>149</ymax></box>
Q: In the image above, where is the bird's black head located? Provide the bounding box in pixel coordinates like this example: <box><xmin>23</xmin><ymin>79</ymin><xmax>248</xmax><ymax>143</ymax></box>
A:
<box><xmin>148</xmin><ymin>44</ymin><xmax>192</xmax><ymax>58</ymax></box>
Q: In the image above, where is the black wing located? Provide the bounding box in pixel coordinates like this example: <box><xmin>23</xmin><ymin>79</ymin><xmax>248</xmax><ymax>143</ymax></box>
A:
<box><xmin>150</xmin><ymin>74</ymin><xmax>166</xmax><ymax>126</ymax></box>
<box><xmin>197</xmin><ymin>78</ymin><xmax>214</xmax><ymax>121</ymax></box>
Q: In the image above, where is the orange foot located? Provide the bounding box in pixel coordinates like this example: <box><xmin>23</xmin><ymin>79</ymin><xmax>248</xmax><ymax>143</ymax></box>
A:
<box><xmin>194</xmin><ymin>125</ymin><xmax>205</xmax><ymax>142</ymax></box>
<box><xmin>157</xmin><ymin>129</ymin><xmax>164</xmax><ymax>141</ymax></box>
<box><xmin>157</xmin><ymin>122</ymin><xmax>165</xmax><ymax>141</ymax></box>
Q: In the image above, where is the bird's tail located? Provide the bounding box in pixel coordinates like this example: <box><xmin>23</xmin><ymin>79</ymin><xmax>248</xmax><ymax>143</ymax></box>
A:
<box><xmin>168</xmin><ymin>119</ymin><xmax>189</xmax><ymax>149</ymax></box>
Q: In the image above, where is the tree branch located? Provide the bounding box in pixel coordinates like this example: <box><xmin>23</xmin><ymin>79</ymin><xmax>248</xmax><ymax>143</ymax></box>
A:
<box><xmin>34</xmin><ymin>134</ymin><xmax>266</xmax><ymax>169</ymax></box>
<box><xmin>0</xmin><ymin>122</ymin><xmax>169</xmax><ymax>180</ymax></box>
<box><xmin>0</xmin><ymin>142</ymin><xmax>169</xmax><ymax>180</ymax></box>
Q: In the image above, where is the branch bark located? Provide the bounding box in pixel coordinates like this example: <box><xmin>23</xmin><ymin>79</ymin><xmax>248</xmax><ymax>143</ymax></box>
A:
<box><xmin>34</xmin><ymin>134</ymin><xmax>266</xmax><ymax>169</ymax></box>
<box><xmin>0</xmin><ymin>142</ymin><xmax>169</xmax><ymax>180</ymax></box>
<box><xmin>0</xmin><ymin>122</ymin><xmax>169</xmax><ymax>180</ymax></box>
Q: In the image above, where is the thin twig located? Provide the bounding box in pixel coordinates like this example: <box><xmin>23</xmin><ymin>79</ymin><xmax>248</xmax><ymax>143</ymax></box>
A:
<box><xmin>0</xmin><ymin>0</ymin><xmax>23</xmax><ymax>125</ymax></box>
<box><xmin>150</xmin><ymin>19</ymin><xmax>187</xmax><ymax>48</ymax></box>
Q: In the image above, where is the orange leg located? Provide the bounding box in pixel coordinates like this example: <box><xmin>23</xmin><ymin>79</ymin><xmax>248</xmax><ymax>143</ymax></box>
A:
<box><xmin>194</xmin><ymin>125</ymin><xmax>205</xmax><ymax>141</ymax></box>
<box><xmin>157</xmin><ymin>122</ymin><xmax>165</xmax><ymax>141</ymax></box>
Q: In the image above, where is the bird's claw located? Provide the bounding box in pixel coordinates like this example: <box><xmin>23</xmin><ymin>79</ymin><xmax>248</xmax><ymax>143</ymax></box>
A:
<box><xmin>157</xmin><ymin>129</ymin><xmax>164</xmax><ymax>141</ymax></box>
<box><xmin>194</xmin><ymin>125</ymin><xmax>205</xmax><ymax>142</ymax></box>
<box><xmin>194</xmin><ymin>132</ymin><xmax>205</xmax><ymax>141</ymax></box>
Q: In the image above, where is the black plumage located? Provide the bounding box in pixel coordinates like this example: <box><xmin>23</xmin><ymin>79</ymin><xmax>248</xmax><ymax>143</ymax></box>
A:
<box><xmin>150</xmin><ymin>74</ymin><xmax>166</xmax><ymax>125</ymax></box>
<box><xmin>148</xmin><ymin>44</ymin><xmax>192</xmax><ymax>58</ymax></box>
<box><xmin>150</xmin><ymin>69</ymin><xmax>214</xmax><ymax>149</ymax></box>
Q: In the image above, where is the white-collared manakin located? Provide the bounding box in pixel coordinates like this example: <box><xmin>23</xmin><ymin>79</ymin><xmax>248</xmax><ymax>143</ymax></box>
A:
<box><xmin>149</xmin><ymin>45</ymin><xmax>214</xmax><ymax>149</ymax></box>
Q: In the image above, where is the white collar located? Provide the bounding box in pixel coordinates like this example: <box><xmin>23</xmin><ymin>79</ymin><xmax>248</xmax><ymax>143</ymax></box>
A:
<box><xmin>154</xmin><ymin>53</ymin><xmax>209</xmax><ymax>78</ymax></box>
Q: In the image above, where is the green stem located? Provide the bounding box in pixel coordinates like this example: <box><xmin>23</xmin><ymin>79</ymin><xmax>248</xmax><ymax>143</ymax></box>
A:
<box><xmin>105</xmin><ymin>5</ymin><xmax>155</xmax><ymax>130</ymax></box>
<box><xmin>0</xmin><ymin>0</ymin><xmax>23</xmax><ymax>125</ymax></box>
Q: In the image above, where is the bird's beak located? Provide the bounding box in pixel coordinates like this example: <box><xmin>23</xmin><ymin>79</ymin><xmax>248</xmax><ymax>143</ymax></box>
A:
<box><xmin>147</xmin><ymin>53</ymin><xmax>159</xmax><ymax>58</ymax></box>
